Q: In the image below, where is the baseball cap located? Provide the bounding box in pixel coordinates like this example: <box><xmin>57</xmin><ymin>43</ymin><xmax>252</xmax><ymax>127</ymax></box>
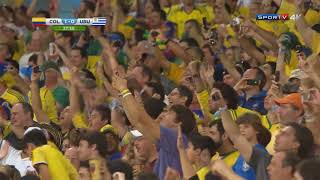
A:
<box><xmin>40</xmin><ymin>61</ymin><xmax>60</xmax><ymax>73</ymax></box>
<box><xmin>274</xmin><ymin>93</ymin><xmax>303</xmax><ymax>110</ymax></box>
<box><xmin>289</xmin><ymin>69</ymin><xmax>307</xmax><ymax>80</ymax></box>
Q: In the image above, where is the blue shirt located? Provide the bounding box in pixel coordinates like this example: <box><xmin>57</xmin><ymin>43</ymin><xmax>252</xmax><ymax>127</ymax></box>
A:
<box><xmin>154</xmin><ymin>126</ymin><xmax>188</xmax><ymax>180</ymax></box>
<box><xmin>233</xmin><ymin>144</ymin><xmax>268</xmax><ymax>180</ymax></box>
<box><xmin>239</xmin><ymin>91</ymin><xmax>267</xmax><ymax>115</ymax></box>
<box><xmin>109</xmin><ymin>151</ymin><xmax>122</xmax><ymax>161</ymax></box>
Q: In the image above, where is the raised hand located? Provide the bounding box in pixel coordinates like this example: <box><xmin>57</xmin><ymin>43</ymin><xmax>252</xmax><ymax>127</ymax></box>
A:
<box><xmin>112</xmin><ymin>73</ymin><xmax>128</xmax><ymax>92</ymax></box>
<box><xmin>294</xmin><ymin>0</ymin><xmax>304</xmax><ymax>7</ymax></box>
<box><xmin>164</xmin><ymin>167</ymin><xmax>180</xmax><ymax>180</ymax></box>
<box><xmin>210</xmin><ymin>159</ymin><xmax>231</xmax><ymax>177</ymax></box>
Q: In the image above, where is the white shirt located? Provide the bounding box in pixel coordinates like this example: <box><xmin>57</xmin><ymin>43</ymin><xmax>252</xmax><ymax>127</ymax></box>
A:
<box><xmin>0</xmin><ymin>140</ymin><xmax>36</xmax><ymax>177</ymax></box>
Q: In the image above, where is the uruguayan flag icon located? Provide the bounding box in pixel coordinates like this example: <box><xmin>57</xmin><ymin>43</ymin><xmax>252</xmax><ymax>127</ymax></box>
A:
<box><xmin>92</xmin><ymin>17</ymin><xmax>107</xmax><ymax>26</ymax></box>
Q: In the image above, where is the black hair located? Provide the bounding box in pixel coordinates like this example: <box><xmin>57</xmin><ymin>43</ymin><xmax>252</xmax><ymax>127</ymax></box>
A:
<box><xmin>21</xmin><ymin>174</ymin><xmax>41</xmax><ymax>180</ymax></box>
<box><xmin>71</xmin><ymin>46</ymin><xmax>87</xmax><ymax>58</ymax></box>
<box><xmin>170</xmin><ymin>105</ymin><xmax>196</xmax><ymax>136</ymax></box>
<box><xmin>236</xmin><ymin>113</ymin><xmax>271</xmax><ymax>147</ymax></box>
<box><xmin>108</xmin><ymin>160</ymin><xmax>133</xmax><ymax>180</ymax></box>
<box><xmin>180</xmin><ymin>38</ymin><xmax>199</xmax><ymax>47</ymax></box>
<box><xmin>28</xmin><ymin>54</ymin><xmax>38</xmax><ymax>65</ymax></box>
<box><xmin>69</xmin><ymin>128</ymin><xmax>83</xmax><ymax>147</ymax></box>
<box><xmin>145</xmin><ymin>82</ymin><xmax>165</xmax><ymax>101</ymax></box>
<box><xmin>177</xmin><ymin>85</ymin><xmax>193</xmax><ymax>107</ymax></box>
<box><xmin>188</xmin><ymin>132</ymin><xmax>217</xmax><ymax>156</ymax></box>
<box><xmin>79</xmin><ymin>161</ymin><xmax>90</xmax><ymax>168</ymax></box>
<box><xmin>212</xmin><ymin>82</ymin><xmax>239</xmax><ymax>110</ymax></box>
<box><xmin>159</xmin><ymin>9</ymin><xmax>167</xmax><ymax>21</ymax></box>
<box><xmin>93</xmin><ymin>104</ymin><xmax>111</xmax><ymax>123</ymax></box>
<box><xmin>24</xmin><ymin>129</ymin><xmax>48</xmax><ymax>147</ymax></box>
<box><xmin>134</xmin><ymin>28</ymin><xmax>147</xmax><ymax>43</ymax></box>
<box><xmin>251</xmin><ymin>67</ymin><xmax>267</xmax><ymax>90</ymax></box>
<box><xmin>19</xmin><ymin>102</ymin><xmax>34</xmax><ymax>119</ymax></box>
<box><xmin>311</xmin><ymin>24</ymin><xmax>320</xmax><ymax>33</ymax></box>
<box><xmin>137</xmin><ymin>172</ymin><xmax>159</xmax><ymax>180</ymax></box>
<box><xmin>185</xmin><ymin>19</ymin><xmax>202</xmax><ymax>33</ymax></box>
<box><xmin>145</xmin><ymin>0</ymin><xmax>161</xmax><ymax>11</ymax></box>
<box><xmin>80</xmin><ymin>131</ymin><xmax>108</xmax><ymax>158</ymax></box>
<box><xmin>6</xmin><ymin>59</ymin><xmax>19</xmax><ymax>71</ymax></box>
<box><xmin>143</xmin><ymin>97</ymin><xmax>166</xmax><ymax>119</ymax></box>
<box><xmin>35</xmin><ymin>10</ymin><xmax>50</xmax><ymax>18</ymax></box>
<box><xmin>0</xmin><ymin>165</ymin><xmax>21</xmax><ymax>180</ymax></box>
<box><xmin>286</xmin><ymin>123</ymin><xmax>314</xmax><ymax>159</ymax></box>
<box><xmin>81</xmin><ymin>68</ymin><xmax>96</xmax><ymax>81</ymax></box>
<box><xmin>205</xmin><ymin>173</ymin><xmax>222</xmax><ymax>180</ymax></box>
<box><xmin>209</xmin><ymin>120</ymin><xmax>225</xmax><ymax>135</ymax></box>
<box><xmin>117</xmin><ymin>0</ymin><xmax>131</xmax><ymax>15</ymax></box>
<box><xmin>295</xmin><ymin>159</ymin><xmax>320</xmax><ymax>180</ymax></box>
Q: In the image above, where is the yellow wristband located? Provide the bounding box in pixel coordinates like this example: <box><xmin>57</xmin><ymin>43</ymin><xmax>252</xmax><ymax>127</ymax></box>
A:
<box><xmin>121</xmin><ymin>89</ymin><xmax>130</xmax><ymax>95</ymax></box>
<box><xmin>122</xmin><ymin>92</ymin><xmax>132</xmax><ymax>98</ymax></box>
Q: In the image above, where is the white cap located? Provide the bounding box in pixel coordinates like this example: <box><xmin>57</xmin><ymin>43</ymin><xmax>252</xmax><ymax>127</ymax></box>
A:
<box><xmin>289</xmin><ymin>69</ymin><xmax>308</xmax><ymax>80</ymax></box>
<box><xmin>24</xmin><ymin>127</ymin><xmax>49</xmax><ymax>139</ymax></box>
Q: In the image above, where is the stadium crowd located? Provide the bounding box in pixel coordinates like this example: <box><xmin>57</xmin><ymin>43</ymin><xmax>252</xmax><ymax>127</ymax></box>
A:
<box><xmin>0</xmin><ymin>0</ymin><xmax>320</xmax><ymax>179</ymax></box>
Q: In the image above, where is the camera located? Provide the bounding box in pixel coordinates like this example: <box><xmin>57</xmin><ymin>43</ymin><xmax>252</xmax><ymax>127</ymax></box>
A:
<box><xmin>208</xmin><ymin>29</ymin><xmax>218</xmax><ymax>46</ymax></box>
<box><xmin>246</xmin><ymin>79</ymin><xmax>260</xmax><ymax>86</ymax></box>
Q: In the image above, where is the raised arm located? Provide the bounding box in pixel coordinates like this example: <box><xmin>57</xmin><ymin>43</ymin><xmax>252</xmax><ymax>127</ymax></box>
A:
<box><xmin>167</xmin><ymin>40</ymin><xmax>193</xmax><ymax>64</ymax></box>
<box><xmin>0</xmin><ymin>140</ymin><xmax>9</xmax><ymax>159</ymax></box>
<box><xmin>275</xmin><ymin>47</ymin><xmax>289</xmax><ymax>84</ymax></box>
<box><xmin>94</xmin><ymin>0</ymin><xmax>101</xmax><ymax>17</ymax></box>
<box><xmin>249</xmin><ymin>22</ymin><xmax>279</xmax><ymax>50</ymax></box>
<box><xmin>69</xmin><ymin>68</ymin><xmax>81</xmax><ymax>117</ymax></box>
<box><xmin>177</xmin><ymin>124</ymin><xmax>197</xmax><ymax>179</ymax></box>
<box><xmin>26</xmin><ymin>0</ymin><xmax>38</xmax><ymax>17</ymax></box>
<box><xmin>220</xmin><ymin>106</ymin><xmax>253</xmax><ymax>162</ymax></box>
<box><xmin>54</xmin><ymin>44</ymin><xmax>73</xmax><ymax>68</ymax></box>
<box><xmin>30</xmin><ymin>72</ymin><xmax>51</xmax><ymax>124</ymax></box>
<box><xmin>295</xmin><ymin>0</ymin><xmax>314</xmax><ymax>47</ymax></box>
<box><xmin>239</xmin><ymin>37</ymin><xmax>266</xmax><ymax>64</ymax></box>
<box><xmin>219</xmin><ymin>51</ymin><xmax>241</xmax><ymax>82</ymax></box>
<box><xmin>112</xmin><ymin>75</ymin><xmax>160</xmax><ymax>143</ymax></box>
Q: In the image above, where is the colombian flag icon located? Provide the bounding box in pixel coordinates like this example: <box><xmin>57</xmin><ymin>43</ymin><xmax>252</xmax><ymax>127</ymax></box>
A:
<box><xmin>32</xmin><ymin>17</ymin><xmax>47</xmax><ymax>26</ymax></box>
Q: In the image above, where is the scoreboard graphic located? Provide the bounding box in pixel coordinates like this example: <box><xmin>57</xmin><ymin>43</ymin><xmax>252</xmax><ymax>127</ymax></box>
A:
<box><xmin>32</xmin><ymin>17</ymin><xmax>107</xmax><ymax>31</ymax></box>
